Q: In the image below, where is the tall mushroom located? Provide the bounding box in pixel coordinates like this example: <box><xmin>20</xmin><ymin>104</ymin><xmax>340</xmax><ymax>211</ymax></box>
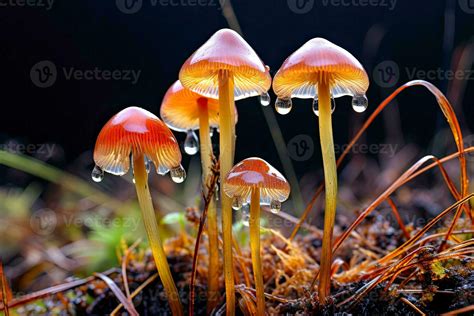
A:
<box><xmin>223</xmin><ymin>157</ymin><xmax>290</xmax><ymax>315</ymax></box>
<box><xmin>273</xmin><ymin>38</ymin><xmax>369</xmax><ymax>303</ymax></box>
<box><xmin>160</xmin><ymin>80</ymin><xmax>237</xmax><ymax>312</ymax></box>
<box><xmin>92</xmin><ymin>106</ymin><xmax>185</xmax><ymax>315</ymax></box>
<box><xmin>179</xmin><ymin>28</ymin><xmax>271</xmax><ymax>314</ymax></box>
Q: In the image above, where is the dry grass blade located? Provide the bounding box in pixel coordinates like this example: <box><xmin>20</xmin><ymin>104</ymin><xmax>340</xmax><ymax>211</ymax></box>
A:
<box><xmin>7</xmin><ymin>268</ymin><xmax>118</xmax><ymax>308</ymax></box>
<box><xmin>400</xmin><ymin>297</ymin><xmax>426</xmax><ymax>315</ymax></box>
<box><xmin>290</xmin><ymin>80</ymin><xmax>469</xmax><ymax>240</ymax></box>
<box><xmin>121</xmin><ymin>238</ymin><xmax>142</xmax><ymax>299</ymax></box>
<box><xmin>93</xmin><ymin>272</ymin><xmax>139</xmax><ymax>316</ymax></box>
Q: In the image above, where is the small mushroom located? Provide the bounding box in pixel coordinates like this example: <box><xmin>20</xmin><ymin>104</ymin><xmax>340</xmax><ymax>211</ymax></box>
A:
<box><xmin>93</xmin><ymin>106</ymin><xmax>184</xmax><ymax>315</ymax></box>
<box><xmin>224</xmin><ymin>157</ymin><xmax>290</xmax><ymax>315</ymax></box>
<box><xmin>179</xmin><ymin>28</ymin><xmax>271</xmax><ymax>313</ymax></box>
<box><xmin>273</xmin><ymin>38</ymin><xmax>369</xmax><ymax>303</ymax></box>
<box><xmin>160</xmin><ymin>80</ymin><xmax>237</xmax><ymax>312</ymax></box>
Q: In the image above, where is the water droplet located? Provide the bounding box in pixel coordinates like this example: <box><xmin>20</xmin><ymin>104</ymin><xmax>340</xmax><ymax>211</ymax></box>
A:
<box><xmin>270</xmin><ymin>200</ymin><xmax>281</xmax><ymax>214</ymax></box>
<box><xmin>145</xmin><ymin>158</ymin><xmax>151</xmax><ymax>174</ymax></box>
<box><xmin>214</xmin><ymin>185</ymin><xmax>219</xmax><ymax>200</ymax></box>
<box><xmin>209</xmin><ymin>128</ymin><xmax>214</xmax><ymax>137</ymax></box>
<box><xmin>170</xmin><ymin>165</ymin><xmax>186</xmax><ymax>183</ymax></box>
<box><xmin>260</xmin><ymin>92</ymin><xmax>271</xmax><ymax>106</ymax></box>
<box><xmin>242</xmin><ymin>208</ymin><xmax>250</xmax><ymax>227</ymax></box>
<box><xmin>184</xmin><ymin>130</ymin><xmax>199</xmax><ymax>155</ymax></box>
<box><xmin>331</xmin><ymin>97</ymin><xmax>336</xmax><ymax>113</ymax></box>
<box><xmin>312</xmin><ymin>97</ymin><xmax>319</xmax><ymax>116</ymax></box>
<box><xmin>232</xmin><ymin>197</ymin><xmax>242</xmax><ymax>210</ymax></box>
<box><xmin>91</xmin><ymin>165</ymin><xmax>104</xmax><ymax>183</ymax></box>
<box><xmin>157</xmin><ymin>165</ymin><xmax>169</xmax><ymax>175</ymax></box>
<box><xmin>312</xmin><ymin>96</ymin><xmax>336</xmax><ymax>116</ymax></box>
<box><xmin>132</xmin><ymin>177</ymin><xmax>136</xmax><ymax>184</ymax></box>
<box><xmin>275</xmin><ymin>98</ymin><xmax>292</xmax><ymax>115</ymax></box>
<box><xmin>352</xmin><ymin>94</ymin><xmax>368</xmax><ymax>113</ymax></box>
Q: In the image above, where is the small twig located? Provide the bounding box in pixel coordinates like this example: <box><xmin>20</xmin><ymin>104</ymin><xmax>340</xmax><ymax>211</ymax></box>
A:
<box><xmin>441</xmin><ymin>304</ymin><xmax>474</xmax><ymax>316</ymax></box>
<box><xmin>121</xmin><ymin>238</ymin><xmax>142</xmax><ymax>299</ymax></box>
<box><xmin>400</xmin><ymin>297</ymin><xmax>426</xmax><ymax>316</ymax></box>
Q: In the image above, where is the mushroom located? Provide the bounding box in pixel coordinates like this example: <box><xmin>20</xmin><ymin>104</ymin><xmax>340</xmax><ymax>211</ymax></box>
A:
<box><xmin>273</xmin><ymin>38</ymin><xmax>369</xmax><ymax>302</ymax></box>
<box><xmin>179</xmin><ymin>28</ymin><xmax>271</xmax><ymax>312</ymax></box>
<box><xmin>160</xmin><ymin>80</ymin><xmax>237</xmax><ymax>312</ymax></box>
<box><xmin>92</xmin><ymin>106</ymin><xmax>184</xmax><ymax>315</ymax></box>
<box><xmin>224</xmin><ymin>157</ymin><xmax>290</xmax><ymax>314</ymax></box>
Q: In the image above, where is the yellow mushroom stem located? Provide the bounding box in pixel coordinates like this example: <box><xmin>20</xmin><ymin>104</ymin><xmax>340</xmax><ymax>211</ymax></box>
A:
<box><xmin>317</xmin><ymin>77</ymin><xmax>337</xmax><ymax>303</ymax></box>
<box><xmin>249</xmin><ymin>187</ymin><xmax>265</xmax><ymax>315</ymax></box>
<box><xmin>132</xmin><ymin>153</ymin><xmax>183</xmax><ymax>316</ymax></box>
<box><xmin>218</xmin><ymin>69</ymin><xmax>236</xmax><ymax>315</ymax></box>
<box><xmin>197</xmin><ymin>98</ymin><xmax>219</xmax><ymax>313</ymax></box>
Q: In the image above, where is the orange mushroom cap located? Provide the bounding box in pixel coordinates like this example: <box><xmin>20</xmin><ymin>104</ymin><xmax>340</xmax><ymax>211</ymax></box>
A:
<box><xmin>93</xmin><ymin>106</ymin><xmax>182</xmax><ymax>176</ymax></box>
<box><xmin>223</xmin><ymin>157</ymin><xmax>290</xmax><ymax>205</ymax></box>
<box><xmin>273</xmin><ymin>38</ymin><xmax>369</xmax><ymax>100</ymax></box>
<box><xmin>179</xmin><ymin>28</ymin><xmax>271</xmax><ymax>100</ymax></box>
<box><xmin>160</xmin><ymin>80</ymin><xmax>238</xmax><ymax>132</ymax></box>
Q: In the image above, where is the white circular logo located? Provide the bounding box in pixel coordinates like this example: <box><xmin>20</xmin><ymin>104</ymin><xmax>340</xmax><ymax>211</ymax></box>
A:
<box><xmin>30</xmin><ymin>208</ymin><xmax>57</xmax><ymax>235</ymax></box>
<box><xmin>30</xmin><ymin>60</ymin><xmax>57</xmax><ymax>88</ymax></box>
<box><xmin>116</xmin><ymin>0</ymin><xmax>143</xmax><ymax>14</ymax></box>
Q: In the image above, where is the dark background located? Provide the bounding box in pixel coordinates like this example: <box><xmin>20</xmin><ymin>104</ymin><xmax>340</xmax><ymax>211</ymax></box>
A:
<box><xmin>1</xmin><ymin>0</ymin><xmax>473</xmax><ymax>177</ymax></box>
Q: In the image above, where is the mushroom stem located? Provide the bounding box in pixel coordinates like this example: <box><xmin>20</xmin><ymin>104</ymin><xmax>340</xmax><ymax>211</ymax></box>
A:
<box><xmin>317</xmin><ymin>79</ymin><xmax>337</xmax><ymax>303</ymax></box>
<box><xmin>218</xmin><ymin>69</ymin><xmax>236</xmax><ymax>315</ymax></box>
<box><xmin>132</xmin><ymin>153</ymin><xmax>183</xmax><ymax>316</ymax></box>
<box><xmin>197</xmin><ymin>98</ymin><xmax>220</xmax><ymax>313</ymax></box>
<box><xmin>249</xmin><ymin>187</ymin><xmax>265</xmax><ymax>315</ymax></box>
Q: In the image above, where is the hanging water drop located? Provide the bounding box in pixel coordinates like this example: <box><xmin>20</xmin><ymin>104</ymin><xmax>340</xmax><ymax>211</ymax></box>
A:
<box><xmin>214</xmin><ymin>184</ymin><xmax>219</xmax><ymax>200</ymax></box>
<box><xmin>312</xmin><ymin>96</ymin><xmax>336</xmax><ymax>116</ymax></box>
<box><xmin>352</xmin><ymin>94</ymin><xmax>368</xmax><ymax>113</ymax></box>
<box><xmin>242</xmin><ymin>208</ymin><xmax>250</xmax><ymax>227</ymax></box>
<box><xmin>259</xmin><ymin>92</ymin><xmax>271</xmax><ymax>106</ymax></box>
<box><xmin>270</xmin><ymin>200</ymin><xmax>281</xmax><ymax>214</ymax></box>
<box><xmin>312</xmin><ymin>97</ymin><xmax>319</xmax><ymax>116</ymax></box>
<box><xmin>91</xmin><ymin>165</ymin><xmax>104</xmax><ymax>183</ymax></box>
<box><xmin>157</xmin><ymin>165</ymin><xmax>169</xmax><ymax>175</ymax></box>
<box><xmin>232</xmin><ymin>197</ymin><xmax>243</xmax><ymax>210</ymax></box>
<box><xmin>132</xmin><ymin>177</ymin><xmax>136</xmax><ymax>184</ymax></box>
<box><xmin>145</xmin><ymin>158</ymin><xmax>151</xmax><ymax>174</ymax></box>
<box><xmin>184</xmin><ymin>130</ymin><xmax>199</xmax><ymax>155</ymax></box>
<box><xmin>170</xmin><ymin>165</ymin><xmax>186</xmax><ymax>183</ymax></box>
<box><xmin>275</xmin><ymin>98</ymin><xmax>292</xmax><ymax>115</ymax></box>
<box><xmin>209</xmin><ymin>127</ymin><xmax>214</xmax><ymax>137</ymax></box>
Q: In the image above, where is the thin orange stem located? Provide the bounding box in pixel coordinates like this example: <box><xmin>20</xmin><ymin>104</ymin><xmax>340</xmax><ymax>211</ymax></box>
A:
<box><xmin>132</xmin><ymin>153</ymin><xmax>183</xmax><ymax>316</ymax></box>
<box><xmin>249</xmin><ymin>187</ymin><xmax>265</xmax><ymax>315</ymax></box>
<box><xmin>218</xmin><ymin>69</ymin><xmax>236</xmax><ymax>316</ymax></box>
<box><xmin>317</xmin><ymin>78</ymin><xmax>337</xmax><ymax>303</ymax></box>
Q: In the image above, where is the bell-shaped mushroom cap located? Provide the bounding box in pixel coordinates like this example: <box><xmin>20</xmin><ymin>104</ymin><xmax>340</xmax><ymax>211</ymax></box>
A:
<box><xmin>160</xmin><ymin>81</ymin><xmax>238</xmax><ymax>132</ymax></box>
<box><xmin>273</xmin><ymin>38</ymin><xmax>369</xmax><ymax>99</ymax></box>
<box><xmin>179</xmin><ymin>28</ymin><xmax>271</xmax><ymax>100</ymax></box>
<box><xmin>94</xmin><ymin>107</ymin><xmax>181</xmax><ymax>176</ymax></box>
<box><xmin>223</xmin><ymin>157</ymin><xmax>290</xmax><ymax>205</ymax></box>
